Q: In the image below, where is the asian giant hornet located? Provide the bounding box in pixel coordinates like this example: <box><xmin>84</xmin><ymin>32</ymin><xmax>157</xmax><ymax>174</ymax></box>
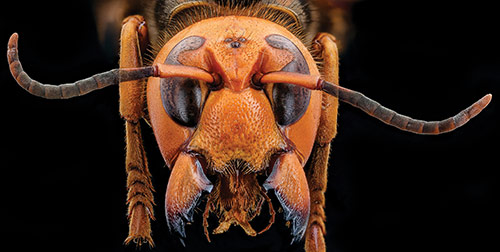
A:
<box><xmin>5</xmin><ymin>0</ymin><xmax>493</xmax><ymax>251</ymax></box>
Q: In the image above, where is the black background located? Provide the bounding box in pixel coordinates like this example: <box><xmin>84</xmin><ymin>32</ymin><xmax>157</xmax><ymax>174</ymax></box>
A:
<box><xmin>1</xmin><ymin>1</ymin><xmax>498</xmax><ymax>251</ymax></box>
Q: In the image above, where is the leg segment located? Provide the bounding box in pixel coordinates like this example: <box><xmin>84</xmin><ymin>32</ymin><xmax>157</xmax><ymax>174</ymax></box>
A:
<box><xmin>305</xmin><ymin>144</ymin><xmax>331</xmax><ymax>252</ymax></box>
<box><xmin>124</xmin><ymin>121</ymin><xmax>155</xmax><ymax>246</ymax></box>
<box><xmin>304</xmin><ymin>33</ymin><xmax>340</xmax><ymax>252</ymax></box>
<box><xmin>119</xmin><ymin>15</ymin><xmax>155</xmax><ymax>246</ymax></box>
<box><xmin>120</xmin><ymin>15</ymin><xmax>148</xmax><ymax>122</ymax></box>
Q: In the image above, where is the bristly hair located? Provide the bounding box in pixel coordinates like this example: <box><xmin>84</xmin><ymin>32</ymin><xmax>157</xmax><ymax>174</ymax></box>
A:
<box><xmin>147</xmin><ymin>0</ymin><xmax>313</xmax><ymax>61</ymax></box>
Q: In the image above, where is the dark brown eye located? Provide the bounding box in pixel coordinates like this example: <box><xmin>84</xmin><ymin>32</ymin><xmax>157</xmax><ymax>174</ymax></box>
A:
<box><xmin>272</xmin><ymin>83</ymin><xmax>310</xmax><ymax>126</ymax></box>
<box><xmin>160</xmin><ymin>35</ymin><xmax>206</xmax><ymax>127</ymax></box>
<box><xmin>272</xmin><ymin>64</ymin><xmax>311</xmax><ymax>126</ymax></box>
<box><xmin>266</xmin><ymin>34</ymin><xmax>311</xmax><ymax>126</ymax></box>
<box><xmin>161</xmin><ymin>78</ymin><xmax>201</xmax><ymax>127</ymax></box>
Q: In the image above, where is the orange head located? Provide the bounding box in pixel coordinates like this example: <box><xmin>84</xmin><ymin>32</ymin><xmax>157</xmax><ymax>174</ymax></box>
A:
<box><xmin>148</xmin><ymin>15</ymin><xmax>321</xmax><ymax>167</ymax></box>
<box><xmin>147</xmin><ymin>16</ymin><xmax>321</xmax><ymax>240</ymax></box>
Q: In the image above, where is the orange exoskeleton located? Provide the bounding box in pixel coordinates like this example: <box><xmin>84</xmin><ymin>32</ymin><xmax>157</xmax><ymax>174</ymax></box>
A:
<box><xmin>6</xmin><ymin>1</ymin><xmax>491</xmax><ymax>251</ymax></box>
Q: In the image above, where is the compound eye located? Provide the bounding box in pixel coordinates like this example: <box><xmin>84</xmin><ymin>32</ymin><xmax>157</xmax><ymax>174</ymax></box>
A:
<box><xmin>160</xmin><ymin>35</ymin><xmax>206</xmax><ymax>127</ymax></box>
<box><xmin>272</xmin><ymin>81</ymin><xmax>311</xmax><ymax>126</ymax></box>
<box><xmin>161</xmin><ymin>77</ymin><xmax>202</xmax><ymax>127</ymax></box>
<box><xmin>266</xmin><ymin>34</ymin><xmax>311</xmax><ymax>126</ymax></box>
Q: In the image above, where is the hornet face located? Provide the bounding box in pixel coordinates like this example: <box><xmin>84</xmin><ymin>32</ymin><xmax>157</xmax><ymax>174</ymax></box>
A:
<box><xmin>148</xmin><ymin>16</ymin><xmax>321</xmax><ymax>241</ymax></box>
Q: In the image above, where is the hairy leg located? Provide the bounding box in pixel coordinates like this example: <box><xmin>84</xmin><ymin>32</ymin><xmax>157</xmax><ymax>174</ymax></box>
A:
<box><xmin>119</xmin><ymin>15</ymin><xmax>155</xmax><ymax>247</ymax></box>
<box><xmin>304</xmin><ymin>33</ymin><xmax>340</xmax><ymax>252</ymax></box>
